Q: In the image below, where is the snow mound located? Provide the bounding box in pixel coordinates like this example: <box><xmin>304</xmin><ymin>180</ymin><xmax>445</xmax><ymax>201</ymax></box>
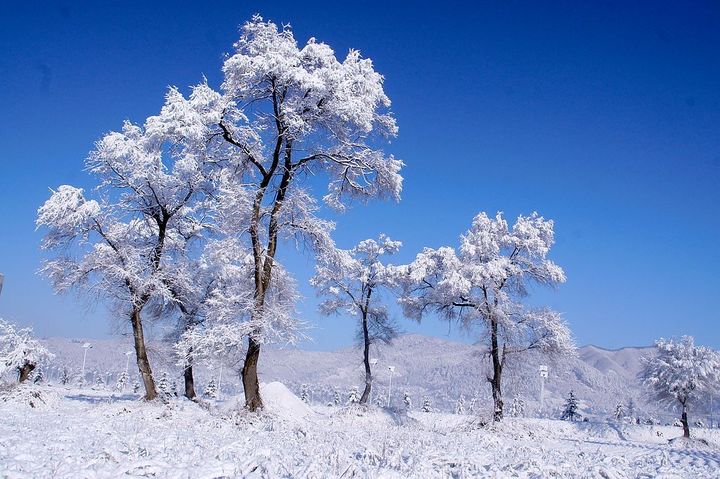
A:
<box><xmin>668</xmin><ymin>436</ymin><xmax>716</xmax><ymax>450</ymax></box>
<box><xmin>260</xmin><ymin>382</ymin><xmax>314</xmax><ymax>420</ymax></box>
<box><xmin>0</xmin><ymin>383</ymin><xmax>61</xmax><ymax>410</ymax></box>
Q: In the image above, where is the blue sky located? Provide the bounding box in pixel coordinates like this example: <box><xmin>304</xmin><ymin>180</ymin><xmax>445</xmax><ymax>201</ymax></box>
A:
<box><xmin>1</xmin><ymin>1</ymin><xmax>719</xmax><ymax>350</ymax></box>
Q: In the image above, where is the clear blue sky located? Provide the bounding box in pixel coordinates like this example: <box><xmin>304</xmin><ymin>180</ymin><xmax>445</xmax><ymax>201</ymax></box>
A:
<box><xmin>1</xmin><ymin>1</ymin><xmax>719</xmax><ymax>350</ymax></box>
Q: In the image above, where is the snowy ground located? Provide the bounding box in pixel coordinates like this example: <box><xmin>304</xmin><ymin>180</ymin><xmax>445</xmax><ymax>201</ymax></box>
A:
<box><xmin>1</xmin><ymin>383</ymin><xmax>719</xmax><ymax>478</ymax></box>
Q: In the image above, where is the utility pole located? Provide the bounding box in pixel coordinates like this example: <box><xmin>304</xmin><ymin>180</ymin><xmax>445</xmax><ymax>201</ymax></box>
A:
<box><xmin>81</xmin><ymin>342</ymin><xmax>92</xmax><ymax>384</ymax></box>
<box><xmin>539</xmin><ymin>365</ymin><xmax>548</xmax><ymax>414</ymax></box>
<box><xmin>124</xmin><ymin>351</ymin><xmax>133</xmax><ymax>376</ymax></box>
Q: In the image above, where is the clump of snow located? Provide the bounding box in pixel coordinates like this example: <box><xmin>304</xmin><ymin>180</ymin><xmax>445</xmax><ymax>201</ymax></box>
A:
<box><xmin>260</xmin><ymin>381</ymin><xmax>314</xmax><ymax>420</ymax></box>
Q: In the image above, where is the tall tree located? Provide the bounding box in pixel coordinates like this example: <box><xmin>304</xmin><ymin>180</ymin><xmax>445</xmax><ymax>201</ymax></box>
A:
<box><xmin>641</xmin><ymin>336</ymin><xmax>719</xmax><ymax>438</ymax></box>
<box><xmin>36</xmin><ymin>85</ymin><xmax>212</xmax><ymax>399</ymax></box>
<box><xmin>193</xmin><ymin>16</ymin><xmax>403</xmax><ymax>410</ymax></box>
<box><xmin>311</xmin><ymin>234</ymin><xmax>401</xmax><ymax>404</ymax></box>
<box><xmin>398</xmin><ymin>212</ymin><xmax>574</xmax><ymax>421</ymax></box>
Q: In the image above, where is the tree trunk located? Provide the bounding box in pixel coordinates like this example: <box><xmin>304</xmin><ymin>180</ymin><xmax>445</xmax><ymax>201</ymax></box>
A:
<box><xmin>681</xmin><ymin>403</ymin><xmax>690</xmax><ymax>438</ymax></box>
<box><xmin>18</xmin><ymin>362</ymin><xmax>35</xmax><ymax>383</ymax></box>
<box><xmin>130</xmin><ymin>306</ymin><xmax>157</xmax><ymax>400</ymax></box>
<box><xmin>242</xmin><ymin>337</ymin><xmax>263</xmax><ymax>411</ymax></box>
<box><xmin>489</xmin><ymin>318</ymin><xmax>504</xmax><ymax>421</ymax></box>
<box><xmin>359</xmin><ymin>309</ymin><xmax>372</xmax><ymax>405</ymax></box>
<box><xmin>183</xmin><ymin>355</ymin><xmax>196</xmax><ymax>400</ymax></box>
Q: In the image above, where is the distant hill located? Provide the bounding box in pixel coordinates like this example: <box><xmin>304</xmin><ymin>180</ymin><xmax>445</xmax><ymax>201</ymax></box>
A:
<box><xmin>33</xmin><ymin>334</ymin><xmax>703</xmax><ymax>422</ymax></box>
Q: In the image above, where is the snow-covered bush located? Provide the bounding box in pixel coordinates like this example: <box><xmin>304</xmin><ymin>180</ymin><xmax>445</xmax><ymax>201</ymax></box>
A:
<box><xmin>348</xmin><ymin>386</ymin><xmax>360</xmax><ymax>405</ymax></box>
<box><xmin>0</xmin><ymin>318</ymin><xmax>54</xmax><ymax>382</ymax></box>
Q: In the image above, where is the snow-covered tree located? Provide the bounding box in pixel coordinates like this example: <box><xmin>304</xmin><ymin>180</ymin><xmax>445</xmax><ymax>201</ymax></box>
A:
<box><xmin>398</xmin><ymin>212</ymin><xmax>574</xmax><ymax>421</ymax></box>
<box><xmin>132</xmin><ymin>381</ymin><xmax>141</xmax><ymax>394</ymax></box>
<box><xmin>157</xmin><ymin>372</ymin><xmax>171</xmax><ymax>397</ymax></box>
<box><xmin>455</xmin><ymin>395</ymin><xmax>466</xmax><ymax>414</ymax></box>
<box><xmin>33</xmin><ymin>367</ymin><xmax>45</xmax><ymax>384</ymax></box>
<box><xmin>511</xmin><ymin>395</ymin><xmax>525</xmax><ymax>417</ymax></box>
<box><xmin>36</xmin><ymin>82</ymin><xmax>213</xmax><ymax>400</ymax></box>
<box><xmin>93</xmin><ymin>373</ymin><xmax>105</xmax><ymax>390</ymax></box>
<box><xmin>186</xmin><ymin>16</ymin><xmax>402</xmax><ymax>411</ymax></box>
<box><xmin>116</xmin><ymin>371</ymin><xmax>129</xmax><ymax>392</ymax></box>
<box><xmin>0</xmin><ymin>318</ymin><xmax>54</xmax><ymax>382</ymax></box>
<box><xmin>421</xmin><ymin>396</ymin><xmax>433</xmax><ymax>413</ymax></box>
<box><xmin>173</xmin><ymin>237</ymin><xmax>303</xmax><ymax>400</ymax></box>
<box><xmin>403</xmin><ymin>390</ymin><xmax>412</xmax><ymax>410</ymax></box>
<box><xmin>204</xmin><ymin>378</ymin><xmax>218</xmax><ymax>399</ymax></box>
<box><xmin>300</xmin><ymin>384</ymin><xmax>310</xmax><ymax>403</ymax></box>
<box><xmin>561</xmin><ymin>391</ymin><xmax>580</xmax><ymax>421</ymax></box>
<box><xmin>614</xmin><ymin>403</ymin><xmax>625</xmax><ymax>421</ymax></box>
<box><xmin>333</xmin><ymin>389</ymin><xmax>341</xmax><ymax>406</ymax></box>
<box><xmin>348</xmin><ymin>386</ymin><xmax>360</xmax><ymax>405</ymax></box>
<box><xmin>641</xmin><ymin>336</ymin><xmax>719</xmax><ymax>438</ymax></box>
<box><xmin>59</xmin><ymin>368</ymin><xmax>70</xmax><ymax>385</ymax></box>
<box><xmin>312</xmin><ymin>235</ymin><xmax>401</xmax><ymax>405</ymax></box>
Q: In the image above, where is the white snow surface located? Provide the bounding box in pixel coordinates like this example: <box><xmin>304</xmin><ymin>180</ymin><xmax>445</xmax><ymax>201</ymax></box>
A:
<box><xmin>1</xmin><ymin>383</ymin><xmax>719</xmax><ymax>478</ymax></box>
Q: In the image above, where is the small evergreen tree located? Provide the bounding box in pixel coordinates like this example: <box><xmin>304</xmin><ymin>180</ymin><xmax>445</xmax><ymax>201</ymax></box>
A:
<box><xmin>333</xmin><ymin>389</ymin><xmax>341</xmax><ymax>406</ymax></box>
<box><xmin>421</xmin><ymin>396</ymin><xmax>432</xmax><ymax>413</ymax></box>
<box><xmin>204</xmin><ymin>378</ymin><xmax>218</xmax><ymax>399</ymax></box>
<box><xmin>133</xmin><ymin>381</ymin><xmax>141</xmax><ymax>394</ymax></box>
<box><xmin>348</xmin><ymin>386</ymin><xmax>359</xmax><ymax>405</ymax></box>
<box><xmin>59</xmin><ymin>368</ymin><xmax>70</xmax><ymax>385</ymax></box>
<box><xmin>170</xmin><ymin>379</ymin><xmax>178</xmax><ymax>397</ymax></box>
<box><xmin>455</xmin><ymin>395</ymin><xmax>466</xmax><ymax>414</ymax></box>
<box><xmin>93</xmin><ymin>373</ymin><xmax>105</xmax><ymax>390</ymax></box>
<box><xmin>33</xmin><ymin>367</ymin><xmax>45</xmax><ymax>384</ymax></box>
<box><xmin>561</xmin><ymin>391</ymin><xmax>580</xmax><ymax>421</ymax></box>
<box><xmin>403</xmin><ymin>391</ymin><xmax>412</xmax><ymax>410</ymax></box>
<box><xmin>300</xmin><ymin>384</ymin><xmax>310</xmax><ymax>404</ymax></box>
<box><xmin>157</xmin><ymin>372</ymin><xmax>171</xmax><ymax>397</ymax></box>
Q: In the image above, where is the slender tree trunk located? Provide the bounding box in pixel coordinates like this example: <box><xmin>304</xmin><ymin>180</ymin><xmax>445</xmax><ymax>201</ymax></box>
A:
<box><xmin>18</xmin><ymin>362</ymin><xmax>35</xmax><ymax>383</ymax></box>
<box><xmin>359</xmin><ymin>308</ymin><xmax>372</xmax><ymax>405</ymax></box>
<box><xmin>183</xmin><ymin>354</ymin><xmax>196</xmax><ymax>400</ymax></box>
<box><xmin>242</xmin><ymin>337</ymin><xmax>263</xmax><ymax>411</ymax></box>
<box><xmin>130</xmin><ymin>306</ymin><xmax>157</xmax><ymax>400</ymax></box>
<box><xmin>489</xmin><ymin>318</ymin><xmax>503</xmax><ymax>421</ymax></box>
<box><xmin>681</xmin><ymin>403</ymin><xmax>690</xmax><ymax>438</ymax></box>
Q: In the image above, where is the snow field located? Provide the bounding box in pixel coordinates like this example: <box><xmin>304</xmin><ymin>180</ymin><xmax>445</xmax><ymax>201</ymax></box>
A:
<box><xmin>1</xmin><ymin>383</ymin><xmax>719</xmax><ymax>478</ymax></box>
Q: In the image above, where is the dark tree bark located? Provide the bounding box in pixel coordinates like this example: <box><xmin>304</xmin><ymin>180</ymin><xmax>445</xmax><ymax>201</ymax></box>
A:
<box><xmin>131</xmin><ymin>306</ymin><xmax>157</xmax><ymax>400</ymax></box>
<box><xmin>359</xmin><ymin>289</ymin><xmax>373</xmax><ymax>405</ymax></box>
<box><xmin>18</xmin><ymin>362</ymin><xmax>36</xmax><ymax>383</ymax></box>
<box><xmin>489</xmin><ymin>317</ymin><xmax>504</xmax><ymax>421</ymax></box>
<box><xmin>183</xmin><ymin>356</ymin><xmax>196</xmax><ymax>400</ymax></box>
<box><xmin>681</xmin><ymin>403</ymin><xmax>690</xmax><ymax>438</ymax></box>
<box><xmin>242</xmin><ymin>337</ymin><xmax>262</xmax><ymax>410</ymax></box>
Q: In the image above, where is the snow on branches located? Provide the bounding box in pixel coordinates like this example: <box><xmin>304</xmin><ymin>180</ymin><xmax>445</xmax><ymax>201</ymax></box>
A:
<box><xmin>398</xmin><ymin>212</ymin><xmax>574</xmax><ymax>420</ymax></box>
<box><xmin>0</xmin><ymin>319</ymin><xmax>54</xmax><ymax>382</ymax></box>
<box><xmin>312</xmin><ymin>234</ymin><xmax>401</xmax><ymax>404</ymax></box>
<box><xmin>641</xmin><ymin>336</ymin><xmax>720</xmax><ymax>437</ymax></box>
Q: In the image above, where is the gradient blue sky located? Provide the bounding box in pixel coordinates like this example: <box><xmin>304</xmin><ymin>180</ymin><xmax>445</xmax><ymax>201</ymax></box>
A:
<box><xmin>1</xmin><ymin>1</ymin><xmax>719</xmax><ymax>350</ymax></box>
